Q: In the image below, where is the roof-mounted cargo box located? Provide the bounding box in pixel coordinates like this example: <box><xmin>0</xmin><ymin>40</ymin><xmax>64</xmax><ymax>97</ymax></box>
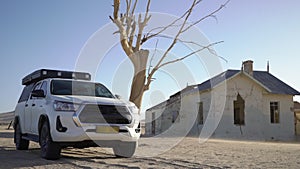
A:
<box><xmin>22</xmin><ymin>69</ymin><xmax>91</xmax><ymax>85</ymax></box>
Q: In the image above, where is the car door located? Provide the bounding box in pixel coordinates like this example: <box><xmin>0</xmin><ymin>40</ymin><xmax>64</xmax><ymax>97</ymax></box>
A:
<box><xmin>31</xmin><ymin>81</ymin><xmax>48</xmax><ymax>135</ymax></box>
<box><xmin>24</xmin><ymin>82</ymin><xmax>42</xmax><ymax>133</ymax></box>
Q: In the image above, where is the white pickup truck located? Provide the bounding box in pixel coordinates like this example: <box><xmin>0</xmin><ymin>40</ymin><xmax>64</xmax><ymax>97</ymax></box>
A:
<box><xmin>14</xmin><ymin>69</ymin><xmax>140</xmax><ymax>160</ymax></box>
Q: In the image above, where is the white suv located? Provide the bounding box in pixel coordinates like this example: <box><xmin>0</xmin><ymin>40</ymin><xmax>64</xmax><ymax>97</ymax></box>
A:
<box><xmin>14</xmin><ymin>69</ymin><xmax>140</xmax><ymax>160</ymax></box>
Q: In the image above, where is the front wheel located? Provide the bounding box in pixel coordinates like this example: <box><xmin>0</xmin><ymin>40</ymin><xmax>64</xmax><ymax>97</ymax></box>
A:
<box><xmin>14</xmin><ymin>122</ymin><xmax>29</xmax><ymax>150</ymax></box>
<box><xmin>113</xmin><ymin>141</ymin><xmax>137</xmax><ymax>158</ymax></box>
<box><xmin>39</xmin><ymin>121</ymin><xmax>61</xmax><ymax>160</ymax></box>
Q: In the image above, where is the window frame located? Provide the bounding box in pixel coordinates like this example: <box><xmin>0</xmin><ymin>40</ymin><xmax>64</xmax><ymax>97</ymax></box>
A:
<box><xmin>198</xmin><ymin>102</ymin><xmax>204</xmax><ymax>125</ymax></box>
<box><xmin>40</xmin><ymin>81</ymin><xmax>47</xmax><ymax>96</ymax></box>
<box><xmin>50</xmin><ymin>79</ymin><xmax>114</xmax><ymax>98</ymax></box>
<box><xmin>30</xmin><ymin>82</ymin><xmax>42</xmax><ymax>100</ymax></box>
<box><xmin>233</xmin><ymin>94</ymin><xmax>245</xmax><ymax>125</ymax></box>
<box><xmin>270</xmin><ymin>101</ymin><xmax>280</xmax><ymax>124</ymax></box>
<box><xmin>172</xmin><ymin>111</ymin><xmax>179</xmax><ymax>123</ymax></box>
<box><xmin>18</xmin><ymin>83</ymin><xmax>35</xmax><ymax>103</ymax></box>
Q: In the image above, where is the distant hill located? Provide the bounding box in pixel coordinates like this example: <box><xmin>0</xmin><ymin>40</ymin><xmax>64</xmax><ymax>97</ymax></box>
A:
<box><xmin>0</xmin><ymin>111</ymin><xmax>14</xmax><ymax>125</ymax></box>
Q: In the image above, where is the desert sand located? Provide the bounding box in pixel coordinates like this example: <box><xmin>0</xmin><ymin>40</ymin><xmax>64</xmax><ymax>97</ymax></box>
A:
<box><xmin>1</xmin><ymin>125</ymin><xmax>300</xmax><ymax>169</ymax></box>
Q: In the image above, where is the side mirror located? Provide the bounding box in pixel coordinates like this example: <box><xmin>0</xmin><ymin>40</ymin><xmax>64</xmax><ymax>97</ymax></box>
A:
<box><xmin>31</xmin><ymin>90</ymin><xmax>45</xmax><ymax>98</ymax></box>
<box><xmin>115</xmin><ymin>94</ymin><xmax>122</xmax><ymax>99</ymax></box>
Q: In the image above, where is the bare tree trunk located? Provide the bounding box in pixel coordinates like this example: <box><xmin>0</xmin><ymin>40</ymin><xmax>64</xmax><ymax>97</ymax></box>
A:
<box><xmin>129</xmin><ymin>50</ymin><xmax>149</xmax><ymax>109</ymax></box>
<box><xmin>111</xmin><ymin>0</ymin><xmax>229</xmax><ymax>110</ymax></box>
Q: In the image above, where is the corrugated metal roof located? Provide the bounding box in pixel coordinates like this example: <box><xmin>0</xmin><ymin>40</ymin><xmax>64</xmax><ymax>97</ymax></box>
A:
<box><xmin>197</xmin><ymin>69</ymin><xmax>239</xmax><ymax>92</ymax></box>
<box><xmin>147</xmin><ymin>69</ymin><xmax>300</xmax><ymax>112</ymax></box>
<box><xmin>253</xmin><ymin>71</ymin><xmax>300</xmax><ymax>95</ymax></box>
<box><xmin>197</xmin><ymin>70</ymin><xmax>300</xmax><ymax>95</ymax></box>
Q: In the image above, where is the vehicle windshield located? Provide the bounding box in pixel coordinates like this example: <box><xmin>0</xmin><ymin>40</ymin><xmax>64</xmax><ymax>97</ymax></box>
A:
<box><xmin>51</xmin><ymin>80</ymin><xmax>114</xmax><ymax>98</ymax></box>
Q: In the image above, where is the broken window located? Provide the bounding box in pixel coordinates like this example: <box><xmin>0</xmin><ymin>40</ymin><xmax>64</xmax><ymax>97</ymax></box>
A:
<box><xmin>234</xmin><ymin>94</ymin><xmax>245</xmax><ymax>125</ymax></box>
<box><xmin>270</xmin><ymin>102</ymin><xmax>280</xmax><ymax>123</ymax></box>
<box><xmin>198</xmin><ymin>102</ymin><xmax>204</xmax><ymax>125</ymax></box>
<box><xmin>172</xmin><ymin>111</ymin><xmax>179</xmax><ymax>123</ymax></box>
<box><xmin>151</xmin><ymin>112</ymin><xmax>156</xmax><ymax>135</ymax></box>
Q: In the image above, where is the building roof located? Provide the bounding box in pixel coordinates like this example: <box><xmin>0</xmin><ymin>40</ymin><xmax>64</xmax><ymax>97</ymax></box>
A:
<box><xmin>146</xmin><ymin>69</ymin><xmax>300</xmax><ymax>112</ymax></box>
<box><xmin>197</xmin><ymin>70</ymin><xmax>300</xmax><ymax>95</ymax></box>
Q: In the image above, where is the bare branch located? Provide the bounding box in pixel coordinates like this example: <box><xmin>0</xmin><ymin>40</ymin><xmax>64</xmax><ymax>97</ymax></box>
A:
<box><xmin>109</xmin><ymin>15</ymin><xmax>114</xmax><ymax>22</ymax></box>
<box><xmin>111</xmin><ymin>0</ymin><xmax>135</xmax><ymax>57</ymax></box>
<box><xmin>153</xmin><ymin>0</ymin><xmax>197</xmax><ymax>70</ymax></box>
<box><xmin>125</xmin><ymin>0</ymin><xmax>131</xmax><ymax>17</ymax></box>
<box><xmin>144</xmin><ymin>0</ymin><xmax>199</xmax><ymax>91</ymax></box>
<box><xmin>125</xmin><ymin>16</ymin><xmax>132</xmax><ymax>37</ymax></box>
<box><xmin>143</xmin><ymin>23</ymin><xmax>182</xmax><ymax>38</ymax></box>
<box><xmin>142</xmin><ymin>0</ymin><xmax>203</xmax><ymax>45</ymax></box>
<box><xmin>135</xmin><ymin>0</ymin><xmax>151</xmax><ymax>51</ymax></box>
<box><xmin>135</xmin><ymin>14</ymin><xmax>143</xmax><ymax>51</ymax></box>
<box><xmin>110</xmin><ymin>0</ymin><xmax>229</xmax><ymax>104</ymax></box>
<box><xmin>144</xmin><ymin>0</ymin><xmax>151</xmax><ymax>21</ymax></box>
<box><xmin>129</xmin><ymin>20</ymin><xmax>136</xmax><ymax>47</ymax></box>
<box><xmin>138</xmin><ymin>34</ymin><xmax>227</xmax><ymax>63</ymax></box>
<box><xmin>182</xmin><ymin>0</ymin><xmax>230</xmax><ymax>33</ymax></box>
<box><xmin>144</xmin><ymin>0</ymin><xmax>230</xmax><ymax>91</ymax></box>
<box><xmin>113</xmin><ymin>0</ymin><xmax>120</xmax><ymax>19</ymax></box>
<box><xmin>148</xmin><ymin>39</ymin><xmax>159</xmax><ymax>76</ymax></box>
<box><xmin>158</xmin><ymin>41</ymin><xmax>224</xmax><ymax>69</ymax></box>
<box><xmin>125</xmin><ymin>0</ymin><xmax>132</xmax><ymax>36</ymax></box>
<box><xmin>131</xmin><ymin>0</ymin><xmax>138</xmax><ymax>15</ymax></box>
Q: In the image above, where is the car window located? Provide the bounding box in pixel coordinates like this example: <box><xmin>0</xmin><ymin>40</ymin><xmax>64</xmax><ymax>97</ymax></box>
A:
<box><xmin>33</xmin><ymin>82</ymin><xmax>42</xmax><ymax>91</ymax></box>
<box><xmin>40</xmin><ymin>81</ymin><xmax>47</xmax><ymax>96</ymax></box>
<box><xmin>31</xmin><ymin>82</ymin><xmax>42</xmax><ymax>100</ymax></box>
<box><xmin>18</xmin><ymin>83</ymin><xmax>35</xmax><ymax>103</ymax></box>
<box><xmin>51</xmin><ymin>80</ymin><xmax>114</xmax><ymax>98</ymax></box>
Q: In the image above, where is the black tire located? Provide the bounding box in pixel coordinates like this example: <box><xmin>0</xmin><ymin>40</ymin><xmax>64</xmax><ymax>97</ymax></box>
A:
<box><xmin>14</xmin><ymin>122</ymin><xmax>29</xmax><ymax>150</ymax></box>
<box><xmin>39</xmin><ymin>121</ymin><xmax>61</xmax><ymax>160</ymax></box>
<box><xmin>113</xmin><ymin>141</ymin><xmax>137</xmax><ymax>158</ymax></box>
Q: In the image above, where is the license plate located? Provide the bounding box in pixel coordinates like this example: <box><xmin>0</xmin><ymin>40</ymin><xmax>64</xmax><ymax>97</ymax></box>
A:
<box><xmin>96</xmin><ymin>126</ymin><xmax>119</xmax><ymax>133</ymax></box>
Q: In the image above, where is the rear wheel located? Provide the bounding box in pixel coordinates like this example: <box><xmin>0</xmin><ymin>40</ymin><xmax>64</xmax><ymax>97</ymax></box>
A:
<box><xmin>113</xmin><ymin>141</ymin><xmax>137</xmax><ymax>158</ymax></box>
<box><xmin>14</xmin><ymin>122</ymin><xmax>29</xmax><ymax>150</ymax></box>
<box><xmin>39</xmin><ymin>121</ymin><xmax>61</xmax><ymax>160</ymax></box>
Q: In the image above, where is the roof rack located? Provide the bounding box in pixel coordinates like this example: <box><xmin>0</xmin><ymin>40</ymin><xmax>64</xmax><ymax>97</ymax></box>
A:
<box><xmin>22</xmin><ymin>69</ymin><xmax>91</xmax><ymax>85</ymax></box>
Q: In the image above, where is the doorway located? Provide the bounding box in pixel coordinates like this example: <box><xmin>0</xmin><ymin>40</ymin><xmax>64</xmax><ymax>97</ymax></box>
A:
<box><xmin>295</xmin><ymin>112</ymin><xmax>300</xmax><ymax>135</ymax></box>
<box><xmin>151</xmin><ymin>112</ymin><xmax>156</xmax><ymax>135</ymax></box>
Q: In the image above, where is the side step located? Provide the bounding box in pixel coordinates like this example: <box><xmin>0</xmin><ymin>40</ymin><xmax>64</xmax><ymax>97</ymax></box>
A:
<box><xmin>22</xmin><ymin>134</ymin><xmax>39</xmax><ymax>143</ymax></box>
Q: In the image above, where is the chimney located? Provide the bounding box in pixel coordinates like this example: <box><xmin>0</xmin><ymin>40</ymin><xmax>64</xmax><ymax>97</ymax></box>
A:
<box><xmin>242</xmin><ymin>60</ymin><xmax>253</xmax><ymax>76</ymax></box>
<box><xmin>267</xmin><ymin>61</ymin><xmax>270</xmax><ymax>73</ymax></box>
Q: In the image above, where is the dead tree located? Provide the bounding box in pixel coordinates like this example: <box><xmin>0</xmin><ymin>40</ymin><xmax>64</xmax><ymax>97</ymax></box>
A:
<box><xmin>110</xmin><ymin>0</ymin><xmax>230</xmax><ymax>110</ymax></box>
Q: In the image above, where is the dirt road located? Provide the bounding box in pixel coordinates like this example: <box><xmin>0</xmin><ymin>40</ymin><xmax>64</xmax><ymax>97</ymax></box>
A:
<box><xmin>1</xmin><ymin>125</ymin><xmax>300</xmax><ymax>169</ymax></box>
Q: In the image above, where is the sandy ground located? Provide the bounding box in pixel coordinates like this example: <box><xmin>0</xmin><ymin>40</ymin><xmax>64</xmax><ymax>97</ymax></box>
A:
<box><xmin>1</xmin><ymin>125</ymin><xmax>300</xmax><ymax>169</ymax></box>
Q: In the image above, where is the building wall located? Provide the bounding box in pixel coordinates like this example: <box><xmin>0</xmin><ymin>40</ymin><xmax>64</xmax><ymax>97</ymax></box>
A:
<box><xmin>295</xmin><ymin>110</ymin><xmax>300</xmax><ymax>135</ymax></box>
<box><xmin>211</xmin><ymin>74</ymin><xmax>295</xmax><ymax>140</ymax></box>
<box><xmin>260</xmin><ymin>94</ymin><xmax>294</xmax><ymax>140</ymax></box>
<box><xmin>145</xmin><ymin>74</ymin><xmax>296</xmax><ymax>140</ymax></box>
<box><xmin>212</xmin><ymin>74</ymin><xmax>265</xmax><ymax>139</ymax></box>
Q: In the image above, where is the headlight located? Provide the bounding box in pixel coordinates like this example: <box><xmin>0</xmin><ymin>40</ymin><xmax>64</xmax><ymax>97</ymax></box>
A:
<box><xmin>128</xmin><ymin>105</ymin><xmax>139</xmax><ymax>114</ymax></box>
<box><xmin>54</xmin><ymin>101</ymin><xmax>80</xmax><ymax>112</ymax></box>
<box><xmin>128</xmin><ymin>105</ymin><xmax>140</xmax><ymax>122</ymax></box>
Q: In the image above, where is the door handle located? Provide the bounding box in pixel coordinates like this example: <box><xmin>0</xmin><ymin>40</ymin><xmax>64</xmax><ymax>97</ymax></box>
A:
<box><xmin>32</xmin><ymin>104</ymin><xmax>36</xmax><ymax>107</ymax></box>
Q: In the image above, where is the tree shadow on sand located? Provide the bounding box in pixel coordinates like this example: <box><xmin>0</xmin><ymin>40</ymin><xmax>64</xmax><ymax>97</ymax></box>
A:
<box><xmin>0</xmin><ymin>130</ymin><xmax>14</xmax><ymax>139</ymax></box>
<box><xmin>61</xmin><ymin>148</ymin><xmax>222</xmax><ymax>169</ymax></box>
<box><xmin>0</xmin><ymin>130</ymin><xmax>222</xmax><ymax>169</ymax></box>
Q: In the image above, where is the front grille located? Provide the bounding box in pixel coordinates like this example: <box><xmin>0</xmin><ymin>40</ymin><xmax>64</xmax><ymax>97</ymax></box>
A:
<box><xmin>79</xmin><ymin>104</ymin><xmax>132</xmax><ymax>124</ymax></box>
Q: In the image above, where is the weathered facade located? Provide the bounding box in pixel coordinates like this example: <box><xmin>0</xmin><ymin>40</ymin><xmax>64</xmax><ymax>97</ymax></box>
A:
<box><xmin>294</xmin><ymin>102</ymin><xmax>300</xmax><ymax>136</ymax></box>
<box><xmin>145</xmin><ymin>61</ymin><xmax>300</xmax><ymax>140</ymax></box>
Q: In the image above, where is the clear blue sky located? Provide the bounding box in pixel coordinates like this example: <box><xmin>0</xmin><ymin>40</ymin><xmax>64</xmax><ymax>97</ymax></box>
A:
<box><xmin>0</xmin><ymin>0</ymin><xmax>300</xmax><ymax>113</ymax></box>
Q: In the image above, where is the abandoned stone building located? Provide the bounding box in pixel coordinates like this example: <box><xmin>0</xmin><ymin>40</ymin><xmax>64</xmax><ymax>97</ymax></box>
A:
<box><xmin>145</xmin><ymin>60</ymin><xmax>300</xmax><ymax>140</ymax></box>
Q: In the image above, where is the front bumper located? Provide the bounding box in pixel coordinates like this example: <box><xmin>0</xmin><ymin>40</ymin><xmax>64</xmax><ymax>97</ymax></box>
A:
<box><xmin>50</xmin><ymin>111</ymin><xmax>140</xmax><ymax>143</ymax></box>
